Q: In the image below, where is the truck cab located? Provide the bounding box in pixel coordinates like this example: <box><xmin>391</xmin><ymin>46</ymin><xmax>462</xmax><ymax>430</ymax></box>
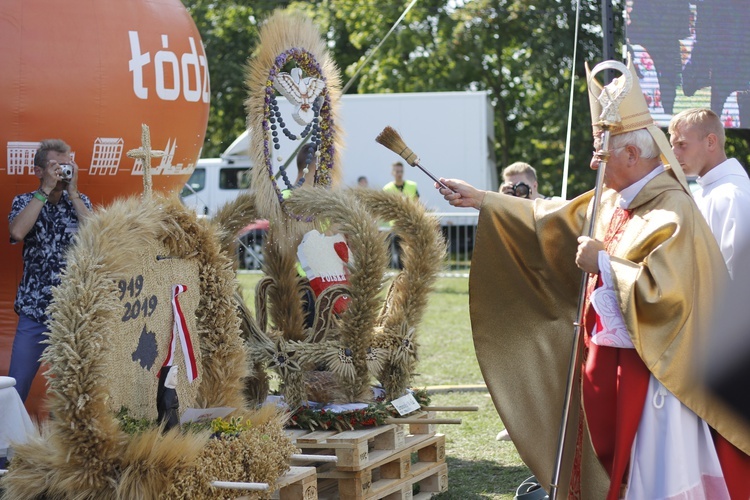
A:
<box><xmin>180</xmin><ymin>133</ymin><xmax>253</xmax><ymax>217</ymax></box>
<box><xmin>180</xmin><ymin>158</ymin><xmax>253</xmax><ymax>216</ymax></box>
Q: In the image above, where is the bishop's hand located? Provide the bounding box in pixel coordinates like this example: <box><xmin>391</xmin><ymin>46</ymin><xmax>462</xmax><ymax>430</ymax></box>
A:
<box><xmin>436</xmin><ymin>178</ymin><xmax>485</xmax><ymax>210</ymax></box>
<box><xmin>576</xmin><ymin>236</ymin><xmax>605</xmax><ymax>274</ymax></box>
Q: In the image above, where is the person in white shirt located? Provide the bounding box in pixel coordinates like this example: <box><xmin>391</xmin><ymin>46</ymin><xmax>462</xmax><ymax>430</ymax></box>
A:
<box><xmin>669</xmin><ymin>108</ymin><xmax>750</xmax><ymax>278</ymax></box>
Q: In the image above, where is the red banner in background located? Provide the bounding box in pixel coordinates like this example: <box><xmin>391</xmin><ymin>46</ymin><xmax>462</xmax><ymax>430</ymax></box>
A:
<box><xmin>626</xmin><ymin>0</ymin><xmax>750</xmax><ymax>129</ymax></box>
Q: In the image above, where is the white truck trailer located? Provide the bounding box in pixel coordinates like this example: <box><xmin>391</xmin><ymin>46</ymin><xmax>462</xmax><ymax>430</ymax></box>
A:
<box><xmin>180</xmin><ymin>91</ymin><xmax>496</xmax><ymax>268</ymax></box>
<box><xmin>181</xmin><ymin>91</ymin><xmax>496</xmax><ymax>217</ymax></box>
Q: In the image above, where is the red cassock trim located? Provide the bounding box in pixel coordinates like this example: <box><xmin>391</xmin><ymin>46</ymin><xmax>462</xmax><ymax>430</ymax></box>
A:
<box><xmin>583</xmin><ymin>343</ymin><xmax>650</xmax><ymax>500</ymax></box>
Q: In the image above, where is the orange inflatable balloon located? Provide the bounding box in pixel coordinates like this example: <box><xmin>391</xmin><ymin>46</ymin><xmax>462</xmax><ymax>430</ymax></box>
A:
<box><xmin>0</xmin><ymin>0</ymin><xmax>210</xmax><ymax>417</ymax></box>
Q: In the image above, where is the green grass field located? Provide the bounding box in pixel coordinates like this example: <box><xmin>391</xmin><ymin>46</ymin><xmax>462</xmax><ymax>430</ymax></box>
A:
<box><xmin>237</xmin><ymin>273</ymin><xmax>531</xmax><ymax>499</ymax></box>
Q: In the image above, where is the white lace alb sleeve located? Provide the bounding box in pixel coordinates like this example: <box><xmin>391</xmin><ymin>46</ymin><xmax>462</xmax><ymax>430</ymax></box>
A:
<box><xmin>589</xmin><ymin>251</ymin><xmax>635</xmax><ymax>348</ymax></box>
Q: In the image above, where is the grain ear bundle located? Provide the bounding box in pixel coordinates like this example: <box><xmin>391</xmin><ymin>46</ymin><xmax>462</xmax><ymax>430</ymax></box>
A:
<box><xmin>375</xmin><ymin>126</ymin><xmax>452</xmax><ymax>191</ymax></box>
<box><xmin>375</xmin><ymin>126</ymin><xmax>419</xmax><ymax>166</ymax></box>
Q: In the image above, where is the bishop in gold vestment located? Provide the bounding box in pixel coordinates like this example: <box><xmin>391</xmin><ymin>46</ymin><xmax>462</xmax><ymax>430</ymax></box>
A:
<box><xmin>437</xmin><ymin>57</ymin><xmax>750</xmax><ymax>498</ymax></box>
<box><xmin>467</xmin><ymin>171</ymin><xmax>750</xmax><ymax>497</ymax></box>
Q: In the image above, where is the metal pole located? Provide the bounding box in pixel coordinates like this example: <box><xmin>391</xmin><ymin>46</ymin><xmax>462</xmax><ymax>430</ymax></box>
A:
<box><xmin>602</xmin><ymin>0</ymin><xmax>616</xmax><ymax>81</ymax></box>
<box><xmin>548</xmin><ymin>60</ymin><xmax>632</xmax><ymax>499</ymax></box>
<box><xmin>548</xmin><ymin>129</ymin><xmax>610</xmax><ymax>500</ymax></box>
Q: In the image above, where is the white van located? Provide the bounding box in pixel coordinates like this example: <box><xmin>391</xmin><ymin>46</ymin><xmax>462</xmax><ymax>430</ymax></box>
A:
<box><xmin>179</xmin><ymin>135</ymin><xmax>264</xmax><ymax>269</ymax></box>
<box><xmin>180</xmin><ymin>134</ymin><xmax>253</xmax><ymax>217</ymax></box>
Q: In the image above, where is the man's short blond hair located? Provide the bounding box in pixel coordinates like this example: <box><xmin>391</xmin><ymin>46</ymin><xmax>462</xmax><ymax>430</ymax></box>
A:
<box><xmin>34</xmin><ymin>139</ymin><xmax>71</xmax><ymax>168</ymax></box>
<box><xmin>502</xmin><ymin>162</ymin><xmax>537</xmax><ymax>182</ymax></box>
<box><xmin>668</xmin><ymin>108</ymin><xmax>725</xmax><ymax>147</ymax></box>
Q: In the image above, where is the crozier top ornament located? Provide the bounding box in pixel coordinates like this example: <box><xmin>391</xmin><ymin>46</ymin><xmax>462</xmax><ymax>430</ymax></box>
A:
<box><xmin>588</xmin><ymin>60</ymin><xmax>632</xmax><ymax>127</ymax></box>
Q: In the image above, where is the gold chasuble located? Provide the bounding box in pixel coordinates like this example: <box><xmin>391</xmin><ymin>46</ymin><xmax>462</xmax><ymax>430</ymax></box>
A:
<box><xmin>470</xmin><ymin>169</ymin><xmax>750</xmax><ymax>498</ymax></box>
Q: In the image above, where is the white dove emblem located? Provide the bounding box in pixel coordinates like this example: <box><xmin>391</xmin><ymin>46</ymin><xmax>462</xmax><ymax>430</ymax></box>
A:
<box><xmin>273</xmin><ymin>67</ymin><xmax>326</xmax><ymax>126</ymax></box>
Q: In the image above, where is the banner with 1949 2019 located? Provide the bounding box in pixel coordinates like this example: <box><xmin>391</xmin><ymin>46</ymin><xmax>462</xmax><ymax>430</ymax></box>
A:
<box><xmin>107</xmin><ymin>240</ymin><xmax>202</xmax><ymax>420</ymax></box>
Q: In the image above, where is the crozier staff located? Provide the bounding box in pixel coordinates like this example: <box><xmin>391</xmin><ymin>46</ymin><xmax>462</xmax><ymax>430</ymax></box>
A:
<box><xmin>7</xmin><ymin>139</ymin><xmax>92</xmax><ymax>402</ymax></box>
<box><xmin>436</xmin><ymin>60</ymin><xmax>750</xmax><ymax>499</ymax></box>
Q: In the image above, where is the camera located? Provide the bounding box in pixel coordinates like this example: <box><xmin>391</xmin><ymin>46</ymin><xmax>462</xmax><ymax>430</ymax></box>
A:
<box><xmin>59</xmin><ymin>163</ymin><xmax>74</xmax><ymax>181</ymax></box>
<box><xmin>509</xmin><ymin>182</ymin><xmax>531</xmax><ymax>199</ymax></box>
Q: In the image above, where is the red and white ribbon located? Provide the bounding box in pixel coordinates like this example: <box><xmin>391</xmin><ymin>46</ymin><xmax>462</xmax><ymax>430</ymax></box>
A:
<box><xmin>161</xmin><ymin>284</ymin><xmax>198</xmax><ymax>383</ymax></box>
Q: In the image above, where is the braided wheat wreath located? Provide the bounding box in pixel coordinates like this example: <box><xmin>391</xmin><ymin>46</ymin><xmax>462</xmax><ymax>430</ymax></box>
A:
<box><xmin>1</xmin><ymin>195</ymin><xmax>295</xmax><ymax>499</ymax></box>
<box><xmin>232</xmin><ymin>11</ymin><xmax>447</xmax><ymax>409</ymax></box>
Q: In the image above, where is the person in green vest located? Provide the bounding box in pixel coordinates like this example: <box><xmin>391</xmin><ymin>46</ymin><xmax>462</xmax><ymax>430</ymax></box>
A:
<box><xmin>383</xmin><ymin>161</ymin><xmax>419</xmax><ymax>199</ymax></box>
<box><xmin>382</xmin><ymin>162</ymin><xmax>419</xmax><ymax>268</ymax></box>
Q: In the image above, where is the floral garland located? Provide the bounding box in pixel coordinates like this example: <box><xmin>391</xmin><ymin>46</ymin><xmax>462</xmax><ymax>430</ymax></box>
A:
<box><xmin>288</xmin><ymin>388</ymin><xmax>431</xmax><ymax>432</ymax></box>
<box><xmin>116</xmin><ymin>406</ymin><xmax>254</xmax><ymax>439</ymax></box>
<box><xmin>262</xmin><ymin>47</ymin><xmax>335</xmax><ymax>220</ymax></box>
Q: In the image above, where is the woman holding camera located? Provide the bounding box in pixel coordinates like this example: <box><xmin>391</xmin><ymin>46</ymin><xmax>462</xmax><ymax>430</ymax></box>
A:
<box><xmin>7</xmin><ymin>139</ymin><xmax>91</xmax><ymax>403</ymax></box>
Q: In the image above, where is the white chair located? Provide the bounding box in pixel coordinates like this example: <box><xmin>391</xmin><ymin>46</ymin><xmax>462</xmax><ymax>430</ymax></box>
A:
<box><xmin>0</xmin><ymin>376</ymin><xmax>16</xmax><ymax>390</ymax></box>
<box><xmin>0</xmin><ymin>376</ymin><xmax>37</xmax><ymax>461</ymax></box>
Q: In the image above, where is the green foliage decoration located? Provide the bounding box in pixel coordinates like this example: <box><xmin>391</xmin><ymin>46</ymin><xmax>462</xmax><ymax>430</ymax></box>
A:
<box><xmin>288</xmin><ymin>387</ymin><xmax>431</xmax><ymax>432</ymax></box>
<box><xmin>116</xmin><ymin>406</ymin><xmax>254</xmax><ymax>438</ymax></box>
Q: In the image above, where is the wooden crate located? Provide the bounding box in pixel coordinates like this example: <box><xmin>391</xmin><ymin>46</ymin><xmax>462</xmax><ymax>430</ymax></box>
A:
<box><xmin>286</xmin><ymin>412</ymin><xmax>449</xmax><ymax>499</ymax></box>
<box><xmin>315</xmin><ymin>434</ymin><xmax>446</xmax><ymax>499</ymax></box>
<box><xmin>290</xmin><ymin>423</ymin><xmax>408</xmax><ymax>471</ymax></box>
<box><xmin>268</xmin><ymin>466</ymin><xmax>318</xmax><ymax>500</ymax></box>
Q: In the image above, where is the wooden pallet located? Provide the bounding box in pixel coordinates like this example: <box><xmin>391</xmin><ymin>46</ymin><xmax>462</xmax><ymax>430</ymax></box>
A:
<box><xmin>378</xmin><ymin>462</ymin><xmax>448</xmax><ymax>500</ymax></box>
<box><xmin>287</xmin><ymin>412</ymin><xmax>443</xmax><ymax>468</ymax></box>
<box><xmin>289</xmin><ymin>423</ymin><xmax>409</xmax><ymax>471</ymax></box>
<box><xmin>229</xmin><ymin>466</ymin><xmax>316</xmax><ymax>500</ymax></box>
<box><xmin>315</xmin><ymin>434</ymin><xmax>446</xmax><ymax>499</ymax></box>
<box><xmin>284</xmin><ymin>412</ymin><xmax>449</xmax><ymax>499</ymax></box>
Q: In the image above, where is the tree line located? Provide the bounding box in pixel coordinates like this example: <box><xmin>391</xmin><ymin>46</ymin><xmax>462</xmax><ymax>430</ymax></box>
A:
<box><xmin>183</xmin><ymin>0</ymin><xmax>750</xmax><ymax>198</ymax></box>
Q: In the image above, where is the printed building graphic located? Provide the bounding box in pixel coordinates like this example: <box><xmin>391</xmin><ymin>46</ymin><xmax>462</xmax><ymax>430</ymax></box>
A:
<box><xmin>6</xmin><ymin>138</ymin><xmax>193</xmax><ymax>177</ymax></box>
<box><xmin>131</xmin><ymin>137</ymin><xmax>191</xmax><ymax>176</ymax></box>
<box><xmin>89</xmin><ymin>138</ymin><xmax>124</xmax><ymax>175</ymax></box>
<box><xmin>6</xmin><ymin>142</ymin><xmax>76</xmax><ymax>175</ymax></box>
<box><xmin>6</xmin><ymin>142</ymin><xmax>40</xmax><ymax>175</ymax></box>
